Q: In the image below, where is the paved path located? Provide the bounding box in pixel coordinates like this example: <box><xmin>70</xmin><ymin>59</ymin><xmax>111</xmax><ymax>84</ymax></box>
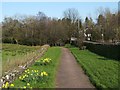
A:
<box><xmin>56</xmin><ymin>47</ymin><xmax>95</xmax><ymax>88</ymax></box>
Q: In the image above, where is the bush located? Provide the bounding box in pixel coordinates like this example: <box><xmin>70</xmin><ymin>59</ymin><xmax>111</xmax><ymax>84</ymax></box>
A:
<box><xmin>65</xmin><ymin>44</ymin><xmax>75</xmax><ymax>48</ymax></box>
<box><xmin>84</xmin><ymin>41</ymin><xmax>120</xmax><ymax>60</ymax></box>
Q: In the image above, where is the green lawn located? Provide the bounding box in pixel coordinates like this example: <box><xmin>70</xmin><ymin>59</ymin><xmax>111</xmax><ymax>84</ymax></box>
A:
<box><xmin>70</xmin><ymin>48</ymin><xmax>119</xmax><ymax>89</ymax></box>
<box><xmin>12</xmin><ymin>47</ymin><xmax>61</xmax><ymax>88</ymax></box>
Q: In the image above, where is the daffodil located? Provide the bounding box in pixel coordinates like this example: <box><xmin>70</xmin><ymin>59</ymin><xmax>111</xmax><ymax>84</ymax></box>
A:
<box><xmin>6</xmin><ymin>82</ymin><xmax>9</xmax><ymax>85</ymax></box>
<box><xmin>23</xmin><ymin>75</ymin><xmax>25</xmax><ymax>79</ymax></box>
<box><xmin>27</xmin><ymin>83</ymin><xmax>30</xmax><ymax>86</ymax></box>
<box><xmin>41</xmin><ymin>72</ymin><xmax>44</xmax><ymax>76</ymax></box>
<box><xmin>43</xmin><ymin>60</ymin><xmax>45</xmax><ymax>63</ymax></box>
<box><xmin>19</xmin><ymin>76</ymin><xmax>22</xmax><ymax>79</ymax></box>
<box><xmin>45</xmin><ymin>73</ymin><xmax>48</xmax><ymax>76</ymax></box>
<box><xmin>10</xmin><ymin>84</ymin><xmax>14</xmax><ymax>87</ymax></box>
<box><xmin>23</xmin><ymin>86</ymin><xmax>26</xmax><ymax>89</ymax></box>
<box><xmin>34</xmin><ymin>70</ymin><xmax>37</xmax><ymax>72</ymax></box>
<box><xmin>25</xmin><ymin>70</ymin><xmax>27</xmax><ymax>73</ymax></box>
<box><xmin>4</xmin><ymin>82</ymin><xmax>9</xmax><ymax>88</ymax></box>
<box><xmin>47</xmin><ymin>60</ymin><xmax>49</xmax><ymax>63</ymax></box>
<box><xmin>43</xmin><ymin>71</ymin><xmax>48</xmax><ymax>76</ymax></box>
<box><xmin>2</xmin><ymin>84</ymin><xmax>5</xmax><ymax>88</ymax></box>
<box><xmin>40</xmin><ymin>71</ymin><xmax>48</xmax><ymax>76</ymax></box>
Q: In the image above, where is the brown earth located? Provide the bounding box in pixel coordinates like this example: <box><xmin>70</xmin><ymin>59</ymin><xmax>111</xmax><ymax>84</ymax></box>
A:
<box><xmin>56</xmin><ymin>47</ymin><xmax>95</xmax><ymax>88</ymax></box>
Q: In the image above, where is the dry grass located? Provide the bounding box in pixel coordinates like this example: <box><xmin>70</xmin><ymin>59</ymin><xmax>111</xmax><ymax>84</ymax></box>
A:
<box><xmin>2</xmin><ymin>44</ymin><xmax>49</xmax><ymax>76</ymax></box>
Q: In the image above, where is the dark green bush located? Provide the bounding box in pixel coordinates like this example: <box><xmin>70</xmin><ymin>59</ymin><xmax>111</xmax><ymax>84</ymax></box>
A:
<box><xmin>84</xmin><ymin>41</ymin><xmax>120</xmax><ymax>60</ymax></box>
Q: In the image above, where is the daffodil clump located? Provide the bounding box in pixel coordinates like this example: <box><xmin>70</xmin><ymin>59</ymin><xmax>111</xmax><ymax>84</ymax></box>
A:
<box><xmin>2</xmin><ymin>82</ymin><xmax>14</xmax><ymax>88</ymax></box>
<box><xmin>19</xmin><ymin>69</ymin><xmax>49</xmax><ymax>84</ymax></box>
<box><xmin>21</xmin><ymin>83</ymin><xmax>32</xmax><ymax>89</ymax></box>
<box><xmin>40</xmin><ymin>71</ymin><xmax>48</xmax><ymax>77</ymax></box>
<box><xmin>2</xmin><ymin>69</ymin><xmax>49</xmax><ymax>88</ymax></box>
<box><xmin>2</xmin><ymin>82</ymin><xmax>32</xmax><ymax>89</ymax></box>
<box><xmin>35</xmin><ymin>58</ymin><xmax>52</xmax><ymax>66</ymax></box>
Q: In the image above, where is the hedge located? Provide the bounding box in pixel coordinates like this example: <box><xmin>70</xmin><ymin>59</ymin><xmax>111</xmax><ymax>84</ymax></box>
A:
<box><xmin>84</xmin><ymin>41</ymin><xmax>120</xmax><ymax>60</ymax></box>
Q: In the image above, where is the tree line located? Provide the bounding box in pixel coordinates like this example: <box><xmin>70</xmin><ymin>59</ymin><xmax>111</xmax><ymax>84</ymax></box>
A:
<box><xmin>1</xmin><ymin>8</ymin><xmax>120</xmax><ymax>46</ymax></box>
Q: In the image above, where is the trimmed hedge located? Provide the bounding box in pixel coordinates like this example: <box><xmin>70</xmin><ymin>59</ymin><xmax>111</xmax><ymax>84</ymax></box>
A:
<box><xmin>84</xmin><ymin>41</ymin><xmax>120</xmax><ymax>60</ymax></box>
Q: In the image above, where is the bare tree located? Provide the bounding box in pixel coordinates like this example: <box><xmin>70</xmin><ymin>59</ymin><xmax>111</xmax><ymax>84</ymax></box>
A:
<box><xmin>63</xmin><ymin>8</ymin><xmax>80</xmax><ymax>43</ymax></box>
<box><xmin>63</xmin><ymin>8</ymin><xmax>79</xmax><ymax>23</ymax></box>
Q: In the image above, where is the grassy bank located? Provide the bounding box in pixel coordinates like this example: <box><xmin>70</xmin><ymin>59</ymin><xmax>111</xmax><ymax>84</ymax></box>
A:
<box><xmin>12</xmin><ymin>47</ymin><xmax>61</xmax><ymax>88</ymax></box>
<box><xmin>2</xmin><ymin>44</ymin><xmax>41</xmax><ymax>75</ymax></box>
<box><xmin>70</xmin><ymin>48</ymin><xmax>119</xmax><ymax>89</ymax></box>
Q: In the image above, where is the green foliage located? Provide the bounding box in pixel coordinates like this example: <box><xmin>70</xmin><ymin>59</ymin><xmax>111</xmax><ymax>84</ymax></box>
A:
<box><xmin>65</xmin><ymin>44</ymin><xmax>75</xmax><ymax>48</ymax></box>
<box><xmin>18</xmin><ymin>69</ymin><xmax>49</xmax><ymax>87</ymax></box>
<box><xmin>91</xmin><ymin>26</ymin><xmax>102</xmax><ymax>41</ymax></box>
<box><xmin>70</xmin><ymin>48</ymin><xmax>119</xmax><ymax>89</ymax></box>
<box><xmin>65</xmin><ymin>44</ymin><xmax>71</xmax><ymax>48</ymax></box>
<box><xmin>34</xmin><ymin>58</ymin><xmax>52</xmax><ymax>66</ymax></box>
<box><xmin>12</xmin><ymin>47</ymin><xmax>61</xmax><ymax>88</ymax></box>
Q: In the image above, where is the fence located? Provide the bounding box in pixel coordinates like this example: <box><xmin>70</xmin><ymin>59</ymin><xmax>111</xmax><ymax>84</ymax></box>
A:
<box><xmin>84</xmin><ymin>41</ymin><xmax>120</xmax><ymax>60</ymax></box>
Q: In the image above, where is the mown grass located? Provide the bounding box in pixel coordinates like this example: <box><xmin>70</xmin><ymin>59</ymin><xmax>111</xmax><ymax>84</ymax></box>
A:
<box><xmin>12</xmin><ymin>47</ymin><xmax>61</xmax><ymax>88</ymax></box>
<box><xmin>70</xmin><ymin>47</ymin><xmax>119</xmax><ymax>89</ymax></box>
<box><xmin>2</xmin><ymin>44</ymin><xmax>41</xmax><ymax>75</ymax></box>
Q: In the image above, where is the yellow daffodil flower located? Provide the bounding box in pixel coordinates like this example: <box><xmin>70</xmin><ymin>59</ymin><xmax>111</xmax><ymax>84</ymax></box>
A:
<box><xmin>25</xmin><ymin>70</ymin><xmax>27</xmax><ymax>73</ymax></box>
<box><xmin>41</xmin><ymin>72</ymin><xmax>43</xmax><ymax>76</ymax></box>
<box><xmin>10</xmin><ymin>84</ymin><xmax>14</xmax><ymax>87</ymax></box>
<box><xmin>27</xmin><ymin>83</ymin><xmax>30</xmax><ymax>86</ymax></box>
<box><xmin>34</xmin><ymin>70</ymin><xmax>37</xmax><ymax>72</ymax></box>
<box><xmin>23</xmin><ymin>86</ymin><xmax>26</xmax><ymax>89</ymax></box>
<box><xmin>2</xmin><ymin>84</ymin><xmax>5</xmax><ymax>88</ymax></box>
<box><xmin>19</xmin><ymin>76</ymin><xmax>21</xmax><ymax>79</ymax></box>
<box><xmin>4</xmin><ymin>82</ymin><xmax>9</xmax><ymax>88</ymax></box>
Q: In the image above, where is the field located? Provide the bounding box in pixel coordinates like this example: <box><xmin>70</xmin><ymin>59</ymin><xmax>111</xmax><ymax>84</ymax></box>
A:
<box><xmin>11</xmin><ymin>47</ymin><xmax>61</xmax><ymax>88</ymax></box>
<box><xmin>70</xmin><ymin>48</ymin><xmax>119</xmax><ymax>89</ymax></box>
<box><xmin>2</xmin><ymin>44</ymin><xmax>41</xmax><ymax>75</ymax></box>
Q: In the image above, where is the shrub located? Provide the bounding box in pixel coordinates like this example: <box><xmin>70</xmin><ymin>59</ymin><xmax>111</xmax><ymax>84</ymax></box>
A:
<box><xmin>84</xmin><ymin>41</ymin><xmax>120</xmax><ymax>60</ymax></box>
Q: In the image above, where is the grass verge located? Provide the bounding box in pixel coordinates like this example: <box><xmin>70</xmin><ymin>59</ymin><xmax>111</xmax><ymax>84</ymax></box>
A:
<box><xmin>70</xmin><ymin>47</ymin><xmax>119</xmax><ymax>89</ymax></box>
<box><xmin>12</xmin><ymin>47</ymin><xmax>61</xmax><ymax>88</ymax></box>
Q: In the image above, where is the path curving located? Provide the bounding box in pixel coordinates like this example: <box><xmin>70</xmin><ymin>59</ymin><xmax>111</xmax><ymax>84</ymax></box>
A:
<box><xmin>56</xmin><ymin>47</ymin><xmax>95</xmax><ymax>88</ymax></box>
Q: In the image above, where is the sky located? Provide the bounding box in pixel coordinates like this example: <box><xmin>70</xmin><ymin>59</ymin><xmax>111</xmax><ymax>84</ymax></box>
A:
<box><xmin>1</xmin><ymin>2</ymin><xmax>118</xmax><ymax>22</ymax></box>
